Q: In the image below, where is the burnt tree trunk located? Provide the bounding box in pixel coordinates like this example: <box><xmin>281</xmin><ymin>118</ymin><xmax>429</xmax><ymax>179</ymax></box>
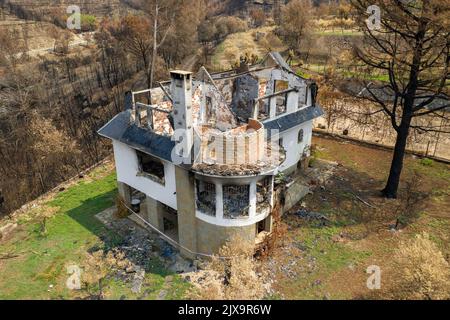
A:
<box><xmin>382</xmin><ymin>113</ymin><xmax>412</xmax><ymax>199</ymax></box>
<box><xmin>381</xmin><ymin>18</ymin><xmax>427</xmax><ymax>199</ymax></box>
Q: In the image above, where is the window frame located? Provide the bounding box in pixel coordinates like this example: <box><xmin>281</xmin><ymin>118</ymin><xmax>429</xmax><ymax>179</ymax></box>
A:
<box><xmin>298</xmin><ymin>129</ymin><xmax>304</xmax><ymax>144</ymax></box>
<box><xmin>136</xmin><ymin>150</ymin><xmax>166</xmax><ymax>185</ymax></box>
<box><xmin>223</xmin><ymin>184</ymin><xmax>250</xmax><ymax>220</ymax></box>
<box><xmin>195</xmin><ymin>179</ymin><xmax>217</xmax><ymax>217</ymax></box>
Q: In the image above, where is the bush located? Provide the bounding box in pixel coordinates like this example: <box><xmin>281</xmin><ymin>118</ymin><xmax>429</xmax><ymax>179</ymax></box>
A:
<box><xmin>394</xmin><ymin>171</ymin><xmax>427</xmax><ymax>229</ymax></box>
<box><xmin>420</xmin><ymin>158</ymin><xmax>434</xmax><ymax>167</ymax></box>
<box><xmin>215</xmin><ymin>16</ymin><xmax>248</xmax><ymax>38</ymax></box>
<box><xmin>189</xmin><ymin>235</ymin><xmax>267</xmax><ymax>300</ymax></box>
<box><xmin>383</xmin><ymin>233</ymin><xmax>450</xmax><ymax>300</ymax></box>
<box><xmin>198</xmin><ymin>20</ymin><xmax>217</xmax><ymax>43</ymax></box>
<box><xmin>250</xmin><ymin>9</ymin><xmax>266</xmax><ymax>27</ymax></box>
<box><xmin>262</xmin><ymin>33</ymin><xmax>284</xmax><ymax>52</ymax></box>
<box><xmin>81</xmin><ymin>15</ymin><xmax>98</xmax><ymax>32</ymax></box>
<box><xmin>82</xmin><ymin>249</ymin><xmax>133</xmax><ymax>299</ymax></box>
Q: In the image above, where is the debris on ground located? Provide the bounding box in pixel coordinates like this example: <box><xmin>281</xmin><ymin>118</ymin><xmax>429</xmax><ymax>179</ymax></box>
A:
<box><xmin>294</xmin><ymin>209</ymin><xmax>331</xmax><ymax>223</ymax></box>
<box><xmin>131</xmin><ymin>266</ymin><xmax>146</xmax><ymax>294</ymax></box>
<box><xmin>95</xmin><ymin>207</ymin><xmax>195</xmax><ymax>297</ymax></box>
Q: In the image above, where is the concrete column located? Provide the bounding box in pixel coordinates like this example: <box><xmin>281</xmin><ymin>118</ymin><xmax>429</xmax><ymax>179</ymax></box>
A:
<box><xmin>249</xmin><ymin>181</ymin><xmax>257</xmax><ymax>218</ymax></box>
<box><xmin>269</xmin><ymin>96</ymin><xmax>277</xmax><ymax>118</ymax></box>
<box><xmin>171</xmin><ymin>70</ymin><xmax>194</xmax><ymax>161</ymax></box>
<box><xmin>306</xmin><ymin>86</ymin><xmax>312</xmax><ymax>107</ymax></box>
<box><xmin>146</xmin><ymin>106</ymin><xmax>153</xmax><ymax>130</ymax></box>
<box><xmin>286</xmin><ymin>91</ymin><xmax>298</xmax><ymax>113</ymax></box>
<box><xmin>252</xmin><ymin>102</ymin><xmax>259</xmax><ymax>119</ymax></box>
<box><xmin>145</xmin><ymin>196</ymin><xmax>164</xmax><ymax>232</ymax></box>
<box><xmin>216</xmin><ymin>183</ymin><xmax>224</xmax><ymax>220</ymax></box>
<box><xmin>270</xmin><ymin>176</ymin><xmax>275</xmax><ymax>207</ymax></box>
<box><xmin>117</xmin><ymin>182</ymin><xmax>132</xmax><ymax>206</ymax></box>
<box><xmin>264</xmin><ymin>214</ymin><xmax>274</xmax><ymax>233</ymax></box>
<box><xmin>175</xmin><ymin>166</ymin><xmax>197</xmax><ymax>260</ymax></box>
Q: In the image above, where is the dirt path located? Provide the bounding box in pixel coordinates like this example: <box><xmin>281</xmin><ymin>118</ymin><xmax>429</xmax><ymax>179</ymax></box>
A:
<box><xmin>180</xmin><ymin>48</ymin><xmax>202</xmax><ymax>71</ymax></box>
<box><xmin>14</xmin><ymin>33</ymin><xmax>91</xmax><ymax>58</ymax></box>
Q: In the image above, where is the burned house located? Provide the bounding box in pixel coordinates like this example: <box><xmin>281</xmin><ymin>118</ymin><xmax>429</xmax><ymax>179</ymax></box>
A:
<box><xmin>98</xmin><ymin>53</ymin><xmax>324</xmax><ymax>258</ymax></box>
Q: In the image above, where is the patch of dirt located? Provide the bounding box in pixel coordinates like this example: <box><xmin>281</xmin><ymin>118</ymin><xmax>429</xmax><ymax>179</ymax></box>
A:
<box><xmin>266</xmin><ymin>136</ymin><xmax>450</xmax><ymax>299</ymax></box>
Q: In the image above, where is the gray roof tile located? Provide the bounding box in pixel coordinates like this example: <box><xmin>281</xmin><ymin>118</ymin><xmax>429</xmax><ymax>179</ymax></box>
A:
<box><xmin>98</xmin><ymin>110</ymin><xmax>175</xmax><ymax>162</ymax></box>
<box><xmin>263</xmin><ymin>106</ymin><xmax>324</xmax><ymax>137</ymax></box>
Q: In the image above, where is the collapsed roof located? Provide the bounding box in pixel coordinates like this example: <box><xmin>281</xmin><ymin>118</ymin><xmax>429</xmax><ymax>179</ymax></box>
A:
<box><xmin>99</xmin><ymin>52</ymin><xmax>324</xmax><ymax>175</ymax></box>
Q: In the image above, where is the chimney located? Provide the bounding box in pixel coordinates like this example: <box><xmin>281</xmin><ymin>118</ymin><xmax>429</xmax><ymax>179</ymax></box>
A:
<box><xmin>124</xmin><ymin>91</ymin><xmax>133</xmax><ymax>110</ymax></box>
<box><xmin>125</xmin><ymin>91</ymin><xmax>136</xmax><ymax>123</ymax></box>
<box><xmin>170</xmin><ymin>70</ymin><xmax>194</xmax><ymax>160</ymax></box>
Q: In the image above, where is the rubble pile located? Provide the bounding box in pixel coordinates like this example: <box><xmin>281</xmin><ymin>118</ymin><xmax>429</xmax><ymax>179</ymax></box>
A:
<box><xmin>294</xmin><ymin>210</ymin><xmax>331</xmax><ymax>224</ymax></box>
<box><xmin>95</xmin><ymin>208</ymin><xmax>196</xmax><ymax>296</ymax></box>
<box><xmin>193</xmin><ymin>162</ymin><xmax>271</xmax><ymax>176</ymax></box>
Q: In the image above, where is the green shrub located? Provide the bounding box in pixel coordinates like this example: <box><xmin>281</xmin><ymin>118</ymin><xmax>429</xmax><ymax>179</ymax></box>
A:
<box><xmin>420</xmin><ymin>158</ymin><xmax>434</xmax><ymax>167</ymax></box>
<box><xmin>81</xmin><ymin>15</ymin><xmax>98</xmax><ymax>32</ymax></box>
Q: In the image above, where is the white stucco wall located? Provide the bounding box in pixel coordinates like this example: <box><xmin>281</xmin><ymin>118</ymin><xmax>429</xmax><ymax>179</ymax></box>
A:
<box><xmin>278</xmin><ymin>120</ymin><xmax>313</xmax><ymax>172</ymax></box>
<box><xmin>112</xmin><ymin>140</ymin><xmax>178</xmax><ymax>210</ymax></box>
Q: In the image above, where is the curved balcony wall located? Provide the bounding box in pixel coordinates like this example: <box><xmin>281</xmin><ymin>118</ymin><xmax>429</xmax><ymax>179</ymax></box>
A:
<box><xmin>194</xmin><ymin>173</ymin><xmax>274</xmax><ymax>227</ymax></box>
<box><xmin>194</xmin><ymin>119</ymin><xmax>266</xmax><ymax>167</ymax></box>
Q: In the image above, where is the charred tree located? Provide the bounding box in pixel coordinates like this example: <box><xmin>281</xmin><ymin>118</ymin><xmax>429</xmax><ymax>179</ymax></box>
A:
<box><xmin>350</xmin><ymin>0</ymin><xmax>449</xmax><ymax>198</ymax></box>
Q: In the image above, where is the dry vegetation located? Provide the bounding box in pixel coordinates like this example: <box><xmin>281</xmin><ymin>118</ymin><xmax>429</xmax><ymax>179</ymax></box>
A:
<box><xmin>267</xmin><ymin>136</ymin><xmax>450</xmax><ymax>300</ymax></box>
<box><xmin>0</xmin><ymin>0</ymin><xmax>208</xmax><ymax>217</ymax></box>
<box><xmin>316</xmin><ymin>80</ymin><xmax>450</xmax><ymax>160</ymax></box>
<box><xmin>188</xmin><ymin>135</ymin><xmax>449</xmax><ymax>300</ymax></box>
<box><xmin>81</xmin><ymin>249</ymin><xmax>134</xmax><ymax>299</ymax></box>
<box><xmin>189</xmin><ymin>236</ymin><xmax>268</xmax><ymax>300</ymax></box>
<box><xmin>378</xmin><ymin>233</ymin><xmax>450</xmax><ymax>300</ymax></box>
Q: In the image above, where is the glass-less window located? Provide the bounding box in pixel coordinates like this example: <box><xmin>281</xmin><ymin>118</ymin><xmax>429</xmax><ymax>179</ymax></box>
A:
<box><xmin>256</xmin><ymin>177</ymin><xmax>272</xmax><ymax>215</ymax></box>
<box><xmin>196</xmin><ymin>180</ymin><xmax>216</xmax><ymax>217</ymax></box>
<box><xmin>274</xmin><ymin>80</ymin><xmax>289</xmax><ymax>116</ymax></box>
<box><xmin>223</xmin><ymin>185</ymin><xmax>250</xmax><ymax>219</ymax></box>
<box><xmin>298</xmin><ymin>129</ymin><xmax>304</xmax><ymax>143</ymax></box>
<box><xmin>136</xmin><ymin>150</ymin><xmax>165</xmax><ymax>184</ymax></box>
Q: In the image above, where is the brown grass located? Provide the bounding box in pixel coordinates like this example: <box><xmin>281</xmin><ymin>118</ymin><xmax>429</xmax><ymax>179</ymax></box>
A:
<box><xmin>268</xmin><ymin>136</ymin><xmax>450</xmax><ymax>299</ymax></box>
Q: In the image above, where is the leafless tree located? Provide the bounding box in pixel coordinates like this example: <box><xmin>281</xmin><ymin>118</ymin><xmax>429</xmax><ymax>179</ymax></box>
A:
<box><xmin>350</xmin><ymin>0</ymin><xmax>449</xmax><ymax>198</ymax></box>
<box><xmin>278</xmin><ymin>0</ymin><xmax>314</xmax><ymax>55</ymax></box>
<box><xmin>144</xmin><ymin>0</ymin><xmax>176</xmax><ymax>89</ymax></box>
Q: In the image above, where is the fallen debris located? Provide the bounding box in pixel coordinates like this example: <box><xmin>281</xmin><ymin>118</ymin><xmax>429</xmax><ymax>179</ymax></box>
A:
<box><xmin>294</xmin><ymin>210</ymin><xmax>331</xmax><ymax>223</ymax></box>
<box><xmin>352</xmin><ymin>194</ymin><xmax>377</xmax><ymax>209</ymax></box>
<box><xmin>95</xmin><ymin>206</ymin><xmax>195</xmax><ymax>298</ymax></box>
<box><xmin>131</xmin><ymin>266</ymin><xmax>146</xmax><ymax>294</ymax></box>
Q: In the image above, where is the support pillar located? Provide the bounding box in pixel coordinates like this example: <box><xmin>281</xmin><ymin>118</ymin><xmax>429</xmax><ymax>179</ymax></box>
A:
<box><xmin>145</xmin><ymin>196</ymin><xmax>165</xmax><ymax>232</ymax></box>
<box><xmin>175</xmin><ymin>167</ymin><xmax>197</xmax><ymax>260</ymax></box>
<box><xmin>117</xmin><ymin>182</ymin><xmax>132</xmax><ymax>206</ymax></box>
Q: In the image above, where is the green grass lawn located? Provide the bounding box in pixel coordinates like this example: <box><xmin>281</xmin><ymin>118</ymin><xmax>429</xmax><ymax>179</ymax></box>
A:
<box><xmin>0</xmin><ymin>166</ymin><xmax>189</xmax><ymax>300</ymax></box>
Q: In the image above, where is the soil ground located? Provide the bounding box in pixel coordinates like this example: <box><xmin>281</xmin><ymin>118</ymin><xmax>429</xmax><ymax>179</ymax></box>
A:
<box><xmin>267</xmin><ymin>136</ymin><xmax>449</xmax><ymax>299</ymax></box>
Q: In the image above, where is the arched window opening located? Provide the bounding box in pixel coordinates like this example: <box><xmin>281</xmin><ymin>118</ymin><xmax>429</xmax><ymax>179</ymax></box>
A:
<box><xmin>298</xmin><ymin>129</ymin><xmax>304</xmax><ymax>144</ymax></box>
